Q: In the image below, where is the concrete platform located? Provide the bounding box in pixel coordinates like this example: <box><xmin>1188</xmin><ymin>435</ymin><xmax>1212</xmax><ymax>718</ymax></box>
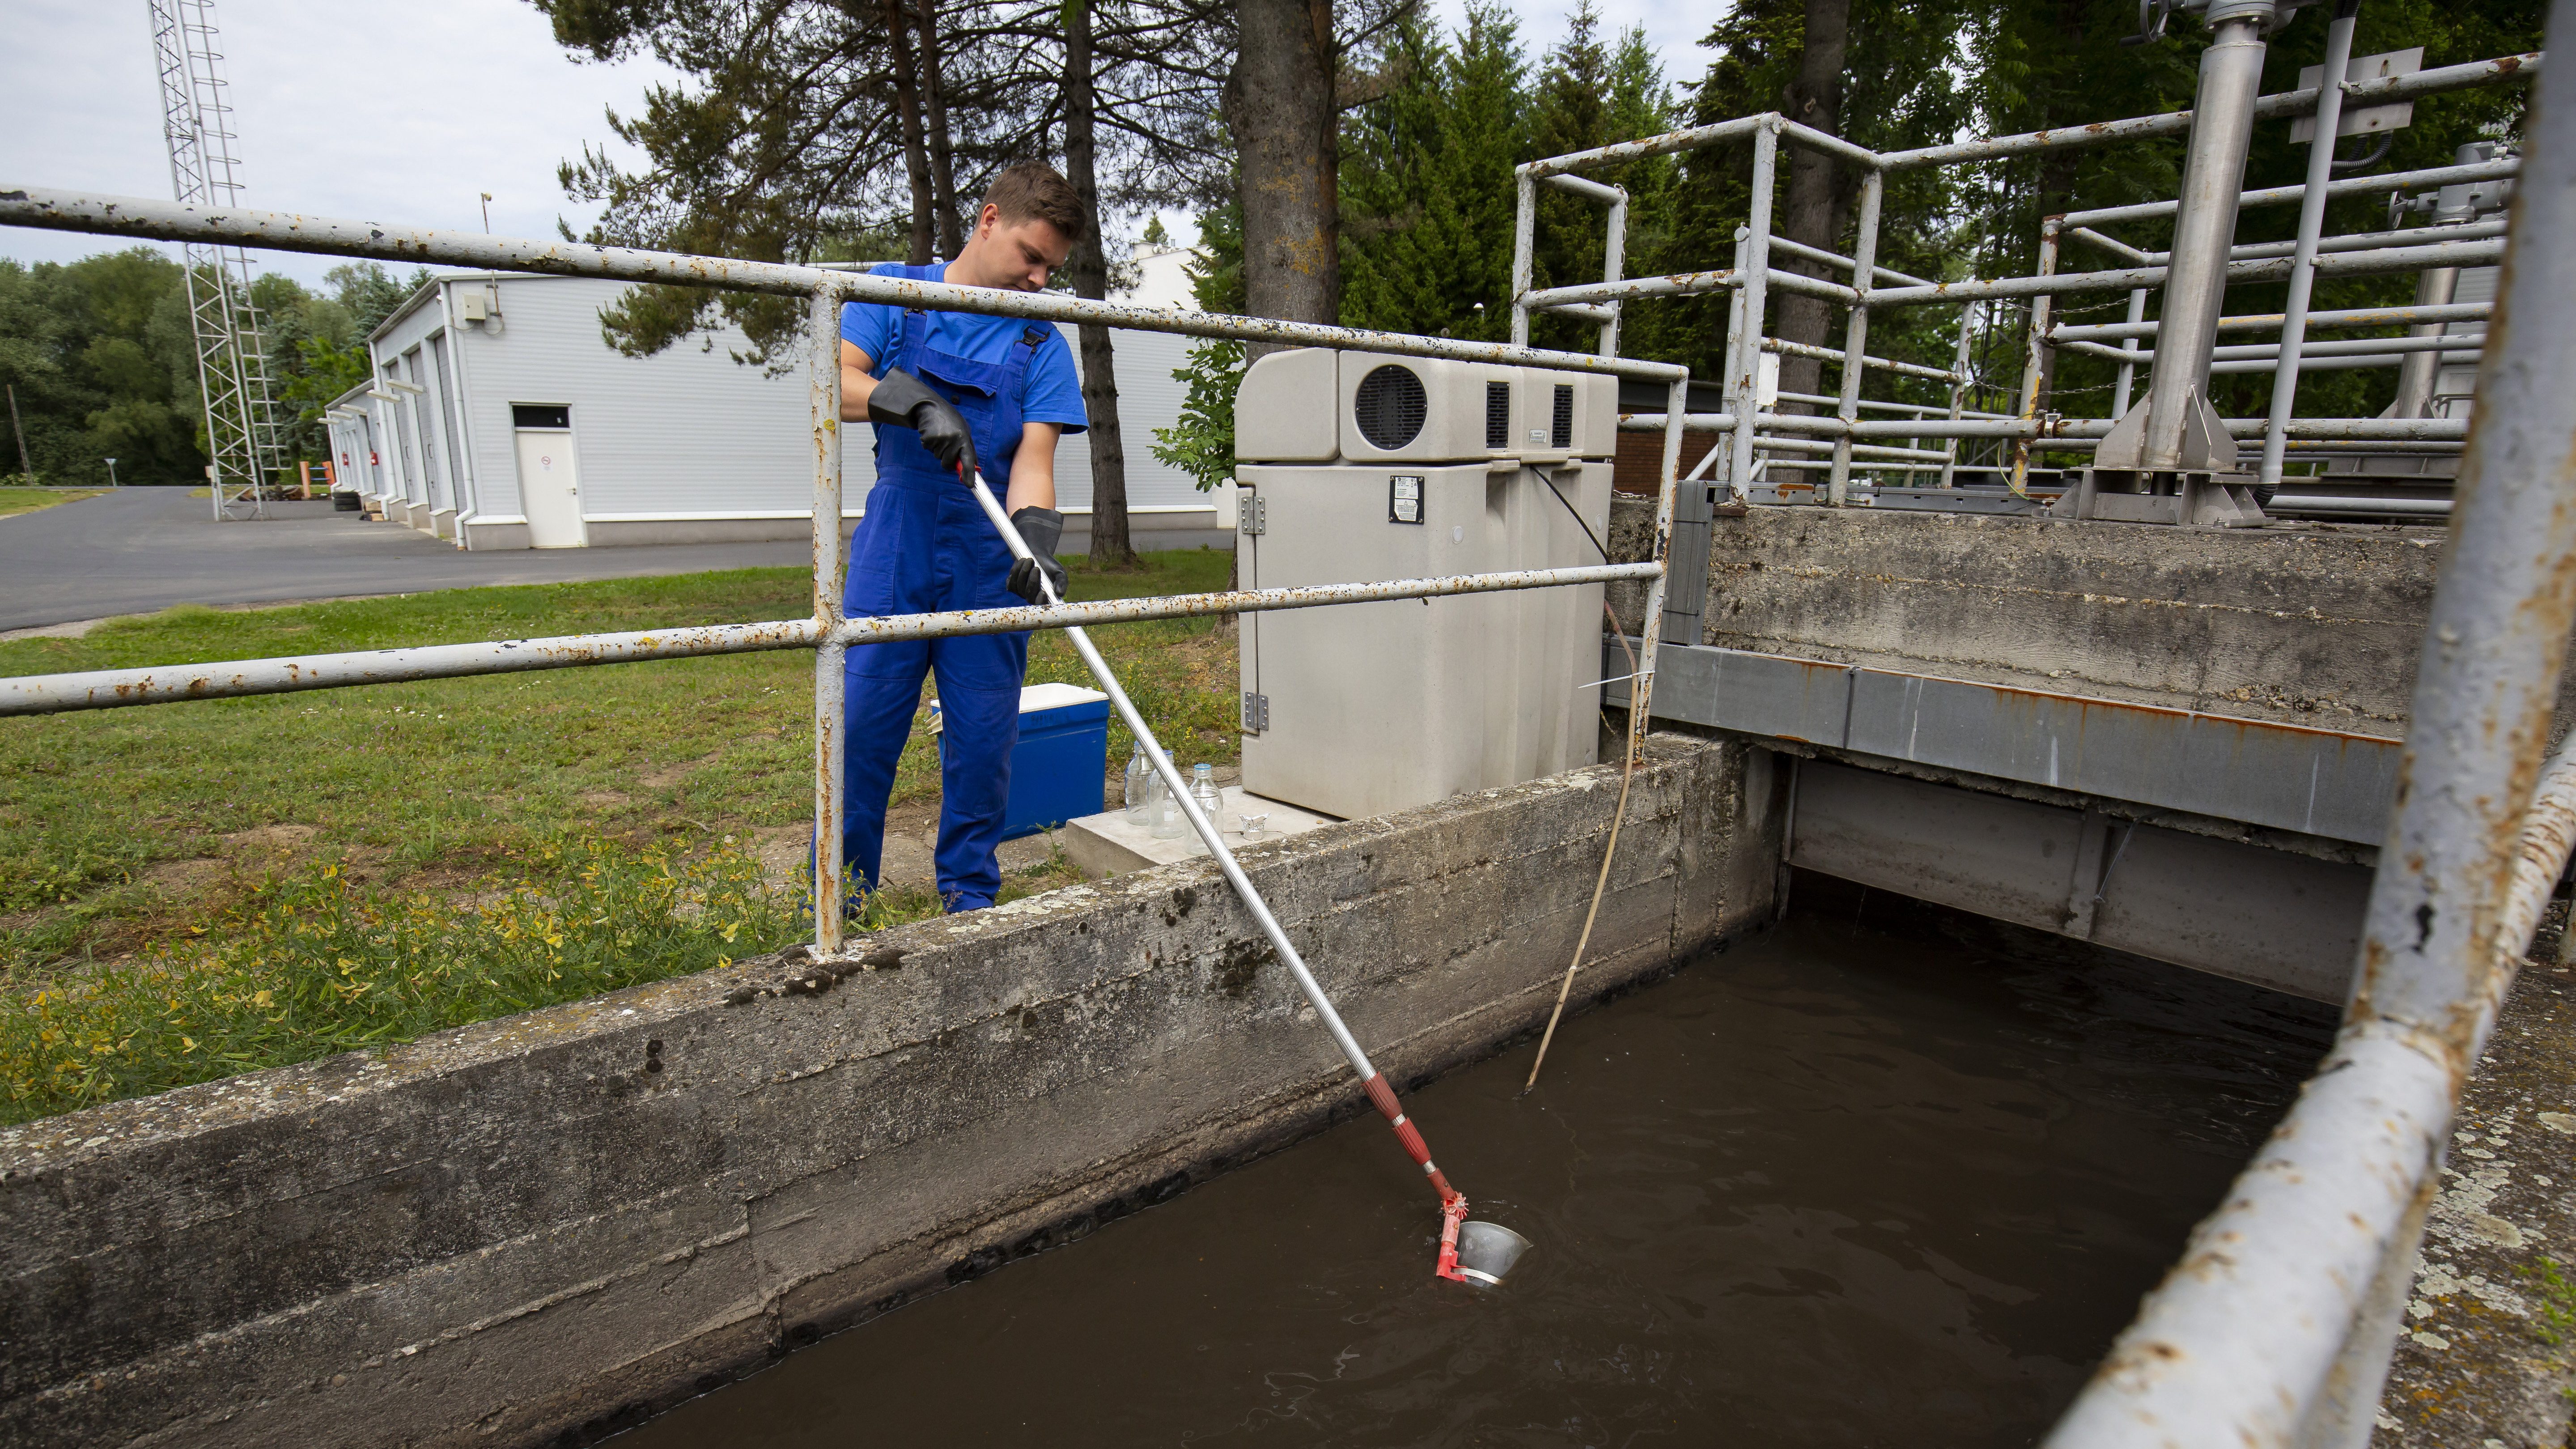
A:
<box><xmin>1059</xmin><ymin>787</ymin><xmax>1338</xmax><ymax>877</ymax></box>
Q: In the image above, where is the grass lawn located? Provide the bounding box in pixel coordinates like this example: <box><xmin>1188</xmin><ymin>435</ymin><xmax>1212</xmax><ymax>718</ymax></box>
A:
<box><xmin>0</xmin><ymin>487</ymin><xmax>107</xmax><ymax>518</ymax></box>
<box><xmin>0</xmin><ymin>548</ymin><xmax>1240</xmax><ymax>1122</ymax></box>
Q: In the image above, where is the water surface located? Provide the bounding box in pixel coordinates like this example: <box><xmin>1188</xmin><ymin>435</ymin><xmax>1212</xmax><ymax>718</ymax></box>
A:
<box><xmin>622</xmin><ymin>885</ymin><xmax>2335</xmax><ymax>1447</ymax></box>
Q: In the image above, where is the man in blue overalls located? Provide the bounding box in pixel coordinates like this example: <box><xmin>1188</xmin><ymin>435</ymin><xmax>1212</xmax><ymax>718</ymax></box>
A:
<box><xmin>839</xmin><ymin>163</ymin><xmax>1090</xmax><ymax>913</ymax></box>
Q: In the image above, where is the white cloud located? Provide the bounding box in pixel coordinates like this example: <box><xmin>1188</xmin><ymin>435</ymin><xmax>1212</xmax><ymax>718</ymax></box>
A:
<box><xmin>0</xmin><ymin>0</ymin><xmax>678</xmax><ymax>289</ymax></box>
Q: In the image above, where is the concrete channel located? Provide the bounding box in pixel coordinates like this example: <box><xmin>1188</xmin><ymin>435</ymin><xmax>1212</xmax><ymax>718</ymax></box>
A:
<box><xmin>8</xmin><ymin>499</ymin><xmax>2576</xmax><ymax>1444</ymax></box>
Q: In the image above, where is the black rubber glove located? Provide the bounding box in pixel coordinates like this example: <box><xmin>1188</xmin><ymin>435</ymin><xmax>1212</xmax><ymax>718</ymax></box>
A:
<box><xmin>866</xmin><ymin>368</ymin><xmax>976</xmax><ymax>479</ymax></box>
<box><xmin>1006</xmin><ymin>506</ymin><xmax>1069</xmax><ymax>605</ymax></box>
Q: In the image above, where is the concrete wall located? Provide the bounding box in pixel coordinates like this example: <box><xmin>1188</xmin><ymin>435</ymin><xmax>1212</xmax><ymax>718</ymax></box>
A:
<box><xmin>1611</xmin><ymin>500</ymin><xmax>2461</xmax><ymax>739</ymax></box>
<box><xmin>0</xmin><ymin>737</ymin><xmax>1780</xmax><ymax>1449</ymax></box>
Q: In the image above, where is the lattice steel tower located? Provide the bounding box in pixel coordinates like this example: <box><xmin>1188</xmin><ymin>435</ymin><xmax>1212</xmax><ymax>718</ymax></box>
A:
<box><xmin>150</xmin><ymin>0</ymin><xmax>284</xmax><ymax>519</ymax></box>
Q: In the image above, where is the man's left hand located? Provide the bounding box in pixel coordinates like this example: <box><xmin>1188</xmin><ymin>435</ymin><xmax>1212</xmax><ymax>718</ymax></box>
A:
<box><xmin>1006</xmin><ymin>506</ymin><xmax>1069</xmax><ymax>605</ymax></box>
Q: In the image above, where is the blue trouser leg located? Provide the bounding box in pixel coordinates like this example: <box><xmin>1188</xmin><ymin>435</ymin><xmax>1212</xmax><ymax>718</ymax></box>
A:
<box><xmin>928</xmin><ymin>640</ymin><xmax>1026</xmax><ymax>911</ymax></box>
<box><xmin>840</xmin><ymin>644</ymin><xmax>931</xmax><ymax>904</ymax></box>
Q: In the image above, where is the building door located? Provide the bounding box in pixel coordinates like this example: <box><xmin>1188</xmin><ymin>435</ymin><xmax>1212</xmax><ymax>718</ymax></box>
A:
<box><xmin>512</xmin><ymin>405</ymin><xmax>584</xmax><ymax>548</ymax></box>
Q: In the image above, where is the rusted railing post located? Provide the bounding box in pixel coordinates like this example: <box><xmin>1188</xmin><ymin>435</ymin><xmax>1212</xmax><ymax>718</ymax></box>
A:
<box><xmin>809</xmin><ymin>286</ymin><xmax>849</xmax><ymax>955</ymax></box>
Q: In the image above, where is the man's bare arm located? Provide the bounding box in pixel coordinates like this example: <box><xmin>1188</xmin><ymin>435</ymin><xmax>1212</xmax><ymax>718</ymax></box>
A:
<box><xmin>839</xmin><ymin>340</ymin><xmax>878</xmax><ymax>421</ymax></box>
<box><xmin>1007</xmin><ymin>423</ymin><xmax>1061</xmax><ymax>513</ymax></box>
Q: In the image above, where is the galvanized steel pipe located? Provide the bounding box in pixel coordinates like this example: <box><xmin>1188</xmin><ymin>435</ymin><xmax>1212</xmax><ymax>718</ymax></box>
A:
<box><xmin>2043</xmin><ymin>11</ymin><xmax>2576</xmax><ymax>1436</ymax></box>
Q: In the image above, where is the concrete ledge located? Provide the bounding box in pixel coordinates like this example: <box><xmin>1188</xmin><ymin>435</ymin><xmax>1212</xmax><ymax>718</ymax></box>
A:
<box><xmin>461</xmin><ymin>517</ymin><xmax>533</xmax><ymax>551</ymax></box>
<box><xmin>0</xmin><ymin>736</ymin><xmax>1778</xmax><ymax>1449</ymax></box>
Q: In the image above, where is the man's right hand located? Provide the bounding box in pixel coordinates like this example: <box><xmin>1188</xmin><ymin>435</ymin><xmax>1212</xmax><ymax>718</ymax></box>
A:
<box><xmin>866</xmin><ymin>368</ymin><xmax>977</xmax><ymax>478</ymax></box>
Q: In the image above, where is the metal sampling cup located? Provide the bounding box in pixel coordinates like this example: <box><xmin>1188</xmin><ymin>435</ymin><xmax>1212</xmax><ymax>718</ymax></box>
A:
<box><xmin>1451</xmin><ymin>1220</ymin><xmax>1534</xmax><ymax>1287</ymax></box>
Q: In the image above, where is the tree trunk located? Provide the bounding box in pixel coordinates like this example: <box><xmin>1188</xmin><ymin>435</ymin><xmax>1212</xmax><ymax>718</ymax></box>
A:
<box><xmin>1774</xmin><ymin>0</ymin><xmax>1852</xmax><ymax>407</ymax></box>
<box><xmin>1063</xmin><ymin>0</ymin><xmax>1137</xmax><ymax>566</ymax></box>
<box><xmin>916</xmin><ymin>0</ymin><xmax>964</xmax><ymax>258</ymax></box>
<box><xmin>884</xmin><ymin>0</ymin><xmax>936</xmax><ymax>265</ymax></box>
<box><xmin>1226</xmin><ymin>0</ymin><xmax>1340</xmax><ymax>356</ymax></box>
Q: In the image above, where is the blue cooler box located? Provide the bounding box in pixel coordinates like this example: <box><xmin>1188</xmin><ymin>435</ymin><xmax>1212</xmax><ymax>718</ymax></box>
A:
<box><xmin>935</xmin><ymin>683</ymin><xmax>1110</xmax><ymax>840</ymax></box>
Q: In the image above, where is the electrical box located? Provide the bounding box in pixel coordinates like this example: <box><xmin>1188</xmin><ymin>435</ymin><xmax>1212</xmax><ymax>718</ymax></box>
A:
<box><xmin>1235</xmin><ymin>348</ymin><xmax>1614</xmax><ymax>821</ymax></box>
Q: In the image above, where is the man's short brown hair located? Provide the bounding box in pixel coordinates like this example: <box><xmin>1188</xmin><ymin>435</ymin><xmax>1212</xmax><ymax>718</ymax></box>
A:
<box><xmin>982</xmin><ymin>163</ymin><xmax>1086</xmax><ymax>241</ymax></box>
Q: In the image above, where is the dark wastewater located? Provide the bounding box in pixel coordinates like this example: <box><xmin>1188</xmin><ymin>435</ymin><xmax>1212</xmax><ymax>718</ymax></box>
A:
<box><xmin>619</xmin><ymin>876</ymin><xmax>2336</xmax><ymax>1447</ymax></box>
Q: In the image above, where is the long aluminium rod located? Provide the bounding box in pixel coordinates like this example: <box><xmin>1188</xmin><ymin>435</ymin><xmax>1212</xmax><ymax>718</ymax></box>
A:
<box><xmin>0</xmin><ymin>564</ymin><xmax>1661</xmax><ymax>718</ymax></box>
<box><xmin>2066</xmin><ymin>156</ymin><xmax>2523</xmax><ymax>228</ymax></box>
<box><xmin>961</xmin><ymin>469</ymin><xmax>1464</xmax><ymax>1210</ymax></box>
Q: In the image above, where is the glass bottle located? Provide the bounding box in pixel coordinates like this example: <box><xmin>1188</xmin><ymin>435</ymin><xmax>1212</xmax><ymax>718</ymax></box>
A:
<box><xmin>1190</xmin><ymin>763</ymin><xmax>1224</xmax><ymax>835</ymax></box>
<box><xmin>1150</xmin><ymin>756</ymin><xmax>1188</xmax><ymax>839</ymax></box>
<box><xmin>1123</xmin><ymin>739</ymin><xmax>1154</xmax><ymax>824</ymax></box>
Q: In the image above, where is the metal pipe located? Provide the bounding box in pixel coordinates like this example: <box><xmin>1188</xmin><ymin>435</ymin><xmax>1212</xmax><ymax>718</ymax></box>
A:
<box><xmin>2043</xmin><ymin>16</ymin><xmax>2576</xmax><ymax>1433</ymax></box>
<box><xmin>2066</xmin><ymin>155</ymin><xmax>2523</xmax><ymax>227</ymax></box>
<box><xmin>1541</xmin><ymin>172</ymin><xmax>1624</xmax><ymax>202</ymax></box>
<box><xmin>808</xmin><ymin>289</ymin><xmax>849</xmax><ymax>953</ymax></box>
<box><xmin>1762</xmin><ymin>336</ymin><xmax>1960</xmax><ymax>384</ymax></box>
<box><xmin>2071</xmin><ymin>331</ymin><xmax>2489</xmax><ymax>364</ymax></box>
<box><xmin>1520</xmin><ymin>270</ymin><xmax>1736</xmax><ymax>309</ymax></box>
<box><xmin>1865</xmin><ymin>237</ymin><xmax>2502</xmax><ymax>310</ymax></box>
<box><xmin>2054</xmin><ymin>299</ymin><xmax>2492</xmax><ymax>343</ymax></box>
<box><xmin>1830</xmin><ymin>171</ymin><xmax>1885</xmax><ymax>506</ymax></box>
<box><xmin>1882</xmin><ymin>52</ymin><xmax>2542</xmax><ymax>170</ymax></box>
<box><xmin>1729</xmin><ymin>124</ymin><xmax>1782</xmax><ymax>505</ymax></box>
<box><xmin>2214</xmin><ymin>350</ymin><xmax>2465</xmax><ymax>373</ymax></box>
<box><xmin>1519</xmin><ymin>114</ymin><xmax>1772</xmax><ymax>178</ymax></box>
<box><xmin>1766</xmin><ymin>233</ymin><xmax>1932</xmax><ymax>287</ymax></box>
<box><xmin>2113</xmin><ymin>289</ymin><xmax>2149</xmax><ymax>418</ymax></box>
<box><xmin>1600</xmin><ymin>190</ymin><xmax>1629</xmax><ymax>358</ymax></box>
<box><xmin>0</xmin><ymin>565</ymin><xmax>1664</xmax><ymax>718</ymax></box>
<box><xmin>1941</xmin><ymin>303</ymin><xmax>1980</xmax><ymax>487</ymax></box>
<box><xmin>0</xmin><ymin>186</ymin><xmax>1685</xmax><ymax>383</ymax></box>
<box><xmin>2143</xmin><ymin>11</ymin><xmax>2273</xmax><ymax>470</ymax></box>
<box><xmin>2263</xmin><ymin>494</ymin><xmax>2453</xmax><ymax>514</ymax></box>
<box><xmin>1510</xmin><ymin>170</ymin><xmax>1536</xmax><ymax>348</ymax></box>
<box><xmin>2009</xmin><ymin>217</ymin><xmax>2062</xmax><ymax>495</ymax></box>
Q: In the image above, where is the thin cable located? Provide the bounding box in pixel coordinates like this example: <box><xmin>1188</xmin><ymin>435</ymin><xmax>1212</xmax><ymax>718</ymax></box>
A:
<box><xmin>1523</xmin><ymin>602</ymin><xmax>1640</xmax><ymax>1095</ymax></box>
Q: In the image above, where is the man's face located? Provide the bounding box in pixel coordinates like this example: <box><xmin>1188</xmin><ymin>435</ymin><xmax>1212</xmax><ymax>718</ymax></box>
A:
<box><xmin>963</xmin><ymin>205</ymin><xmax>1073</xmax><ymax>291</ymax></box>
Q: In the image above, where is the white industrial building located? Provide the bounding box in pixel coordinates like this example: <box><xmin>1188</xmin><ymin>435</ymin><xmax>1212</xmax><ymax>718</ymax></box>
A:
<box><xmin>321</xmin><ymin>269</ymin><xmax>1229</xmax><ymax>552</ymax></box>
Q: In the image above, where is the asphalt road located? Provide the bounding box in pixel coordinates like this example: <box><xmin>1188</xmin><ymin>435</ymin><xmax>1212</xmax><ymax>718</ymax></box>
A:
<box><xmin>0</xmin><ymin>488</ymin><xmax>811</xmax><ymax>632</ymax></box>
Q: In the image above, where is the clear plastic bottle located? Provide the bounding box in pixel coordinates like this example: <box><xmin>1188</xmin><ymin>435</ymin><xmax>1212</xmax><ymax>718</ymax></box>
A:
<box><xmin>1150</xmin><ymin>771</ymin><xmax>1188</xmax><ymax>840</ymax></box>
<box><xmin>1123</xmin><ymin>739</ymin><xmax>1154</xmax><ymax>824</ymax></box>
<box><xmin>1190</xmin><ymin>763</ymin><xmax>1224</xmax><ymax>835</ymax></box>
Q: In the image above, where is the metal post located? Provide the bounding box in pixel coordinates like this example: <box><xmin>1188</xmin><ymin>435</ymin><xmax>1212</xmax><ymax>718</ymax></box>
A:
<box><xmin>1599</xmin><ymin>190</ymin><xmax>1629</xmax><ymax>359</ymax></box>
<box><xmin>2008</xmin><ymin>218</ymin><xmax>2060</xmax><ymax>496</ymax></box>
<box><xmin>1828</xmin><ymin>170</ymin><xmax>1884</xmax><ymax>506</ymax></box>
<box><xmin>2112</xmin><ymin>288</ymin><xmax>2149</xmax><ymax>418</ymax></box>
<box><xmin>809</xmin><ymin>288</ymin><xmax>849</xmax><ymax>955</ymax></box>
<box><xmin>2141</xmin><ymin>6</ymin><xmax>2276</xmax><ymax>468</ymax></box>
<box><xmin>1726</xmin><ymin>120</ymin><xmax>1781</xmax><ymax>499</ymax></box>
<box><xmin>1939</xmin><ymin>302</ymin><xmax>1977</xmax><ymax>488</ymax></box>
<box><xmin>2261</xmin><ymin>0</ymin><xmax>2361</xmax><ymax>485</ymax></box>
<box><xmin>1510</xmin><ymin>171</ymin><xmax>1537</xmax><ymax>348</ymax></box>
<box><xmin>2041</xmin><ymin>5</ymin><xmax>2576</xmax><ymax>1432</ymax></box>
<box><xmin>2389</xmin><ymin>268</ymin><xmax>2461</xmax><ymax>417</ymax></box>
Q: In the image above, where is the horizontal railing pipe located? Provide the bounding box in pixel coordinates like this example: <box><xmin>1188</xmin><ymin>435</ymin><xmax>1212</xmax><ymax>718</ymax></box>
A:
<box><xmin>2065</xmin><ymin>156</ymin><xmax>2524</xmax><ymax>227</ymax></box>
<box><xmin>1883</xmin><ymin>52</ymin><xmax>2540</xmax><ymax>170</ymax></box>
<box><xmin>1519</xmin><ymin>114</ymin><xmax>1775</xmax><ymax>178</ymax></box>
<box><xmin>1761</xmin><ymin>336</ymin><xmax>1962</xmax><ymax>382</ymax></box>
<box><xmin>2053</xmin><ymin>299</ymin><xmax>2492</xmax><ymax>343</ymax></box>
<box><xmin>0</xmin><ymin>188</ymin><xmax>1688</xmax><ymax>383</ymax></box>
<box><xmin>1869</xmin><ymin>238</ymin><xmax>2506</xmax><ymax>309</ymax></box>
<box><xmin>0</xmin><ymin>565</ymin><xmax>1662</xmax><ymax>718</ymax></box>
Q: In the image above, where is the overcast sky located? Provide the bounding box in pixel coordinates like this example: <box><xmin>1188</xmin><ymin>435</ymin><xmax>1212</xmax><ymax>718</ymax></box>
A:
<box><xmin>0</xmin><ymin>0</ymin><xmax>1710</xmax><ymax>290</ymax></box>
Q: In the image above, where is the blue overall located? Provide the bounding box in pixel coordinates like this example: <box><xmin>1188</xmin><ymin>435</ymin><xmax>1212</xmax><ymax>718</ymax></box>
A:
<box><xmin>842</xmin><ymin>281</ymin><xmax>1053</xmax><ymax>912</ymax></box>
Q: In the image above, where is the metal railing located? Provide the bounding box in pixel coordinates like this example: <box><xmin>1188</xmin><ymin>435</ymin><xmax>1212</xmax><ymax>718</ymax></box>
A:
<box><xmin>0</xmin><ymin>187</ymin><xmax>1689</xmax><ymax>960</ymax></box>
<box><xmin>1524</xmin><ymin>0</ymin><xmax>2576</xmax><ymax>1439</ymax></box>
<box><xmin>1517</xmin><ymin>43</ymin><xmax>2539</xmax><ymax>513</ymax></box>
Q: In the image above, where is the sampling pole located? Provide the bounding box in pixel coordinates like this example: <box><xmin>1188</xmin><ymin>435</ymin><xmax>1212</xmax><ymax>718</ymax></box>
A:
<box><xmin>962</xmin><ymin>469</ymin><xmax>1478</xmax><ymax>1280</ymax></box>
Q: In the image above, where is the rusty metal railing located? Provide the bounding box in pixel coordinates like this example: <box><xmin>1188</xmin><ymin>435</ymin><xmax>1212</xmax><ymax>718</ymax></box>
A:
<box><xmin>0</xmin><ymin>187</ymin><xmax>1692</xmax><ymax>959</ymax></box>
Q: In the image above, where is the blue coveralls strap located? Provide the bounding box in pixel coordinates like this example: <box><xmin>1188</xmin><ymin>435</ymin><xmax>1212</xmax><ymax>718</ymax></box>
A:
<box><xmin>840</xmin><ymin>263</ymin><xmax>1055</xmax><ymax>913</ymax></box>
